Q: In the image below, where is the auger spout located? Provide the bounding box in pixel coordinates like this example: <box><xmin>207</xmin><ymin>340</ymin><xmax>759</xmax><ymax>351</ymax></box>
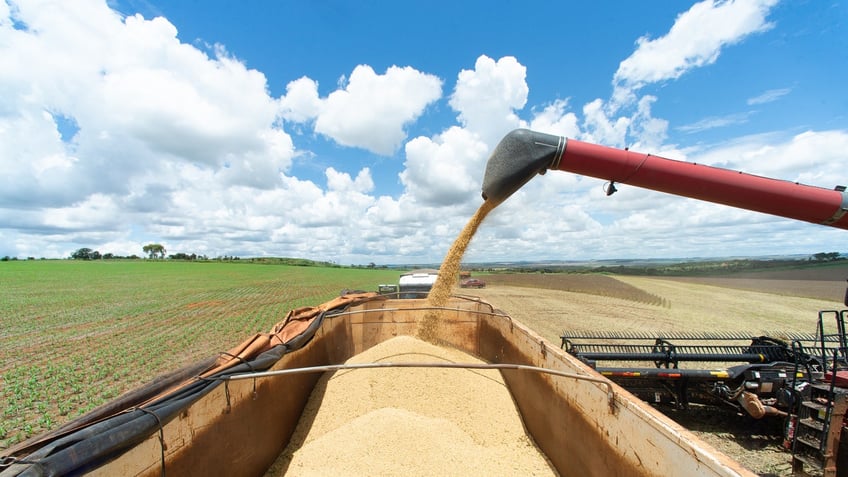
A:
<box><xmin>480</xmin><ymin>129</ymin><xmax>565</xmax><ymax>205</ymax></box>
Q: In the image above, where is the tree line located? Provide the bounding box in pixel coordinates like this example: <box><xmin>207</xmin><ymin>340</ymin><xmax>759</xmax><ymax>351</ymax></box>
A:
<box><xmin>69</xmin><ymin>244</ymin><xmax>209</xmax><ymax>261</ymax></box>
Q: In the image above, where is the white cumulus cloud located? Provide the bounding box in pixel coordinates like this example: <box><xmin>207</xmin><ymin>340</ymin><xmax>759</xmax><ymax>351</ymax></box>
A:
<box><xmin>450</xmin><ymin>55</ymin><xmax>529</xmax><ymax>145</ymax></box>
<box><xmin>280</xmin><ymin>64</ymin><xmax>442</xmax><ymax>155</ymax></box>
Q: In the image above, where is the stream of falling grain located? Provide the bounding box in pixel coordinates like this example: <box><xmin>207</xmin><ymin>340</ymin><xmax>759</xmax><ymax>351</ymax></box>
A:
<box><xmin>418</xmin><ymin>199</ymin><xmax>497</xmax><ymax>341</ymax></box>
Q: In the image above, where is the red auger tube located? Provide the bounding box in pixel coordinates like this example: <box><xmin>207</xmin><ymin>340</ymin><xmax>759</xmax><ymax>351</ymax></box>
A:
<box><xmin>553</xmin><ymin>139</ymin><xmax>848</xmax><ymax>230</ymax></box>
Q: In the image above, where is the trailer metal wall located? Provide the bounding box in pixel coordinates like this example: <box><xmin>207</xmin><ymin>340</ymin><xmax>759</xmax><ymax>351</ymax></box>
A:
<box><xmin>86</xmin><ymin>297</ymin><xmax>754</xmax><ymax>476</ymax></box>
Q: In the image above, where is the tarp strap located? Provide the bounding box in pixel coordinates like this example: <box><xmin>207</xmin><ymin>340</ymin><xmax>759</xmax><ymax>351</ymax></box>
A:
<box><xmin>135</xmin><ymin>407</ymin><xmax>165</xmax><ymax>477</ymax></box>
<box><xmin>218</xmin><ymin>351</ymin><xmax>258</xmax><ymax>398</ymax></box>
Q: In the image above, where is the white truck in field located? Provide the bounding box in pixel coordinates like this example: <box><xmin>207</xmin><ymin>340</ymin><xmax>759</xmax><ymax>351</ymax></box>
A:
<box><xmin>397</xmin><ymin>269</ymin><xmax>439</xmax><ymax>299</ymax></box>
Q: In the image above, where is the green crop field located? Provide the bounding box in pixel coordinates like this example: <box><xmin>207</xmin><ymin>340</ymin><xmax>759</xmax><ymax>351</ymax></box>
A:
<box><xmin>0</xmin><ymin>260</ymin><xmax>402</xmax><ymax>449</ymax></box>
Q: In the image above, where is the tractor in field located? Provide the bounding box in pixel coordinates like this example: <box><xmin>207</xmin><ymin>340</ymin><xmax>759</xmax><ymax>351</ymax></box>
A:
<box><xmin>460</xmin><ymin>278</ymin><xmax>486</xmax><ymax>288</ymax></box>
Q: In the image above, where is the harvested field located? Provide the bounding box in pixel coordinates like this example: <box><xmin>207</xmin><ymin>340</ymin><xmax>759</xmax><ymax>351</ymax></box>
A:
<box><xmin>662</xmin><ymin>276</ymin><xmax>845</xmax><ymax>302</ymax></box>
<box><xmin>464</xmin><ymin>275</ymin><xmax>842</xmax><ymax>344</ymax></box>
<box><xmin>481</xmin><ymin>273</ymin><xmax>668</xmax><ymax>306</ymax></box>
<box><xmin>462</xmin><ymin>272</ymin><xmax>847</xmax><ymax>477</ymax></box>
<box><xmin>646</xmin><ymin>261</ymin><xmax>848</xmax><ymax>302</ymax></box>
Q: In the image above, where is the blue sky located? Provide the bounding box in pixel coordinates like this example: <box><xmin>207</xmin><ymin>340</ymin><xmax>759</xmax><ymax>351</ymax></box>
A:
<box><xmin>1</xmin><ymin>0</ymin><xmax>847</xmax><ymax>264</ymax></box>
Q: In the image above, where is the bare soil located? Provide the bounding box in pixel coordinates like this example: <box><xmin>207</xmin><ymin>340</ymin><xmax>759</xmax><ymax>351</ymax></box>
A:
<box><xmin>662</xmin><ymin>276</ymin><xmax>846</xmax><ymax>303</ymax></box>
<box><xmin>460</xmin><ymin>273</ymin><xmax>846</xmax><ymax>477</ymax></box>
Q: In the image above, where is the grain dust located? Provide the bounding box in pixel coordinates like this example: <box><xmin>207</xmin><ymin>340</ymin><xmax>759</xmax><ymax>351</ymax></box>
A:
<box><xmin>266</xmin><ymin>335</ymin><xmax>556</xmax><ymax>476</ymax></box>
